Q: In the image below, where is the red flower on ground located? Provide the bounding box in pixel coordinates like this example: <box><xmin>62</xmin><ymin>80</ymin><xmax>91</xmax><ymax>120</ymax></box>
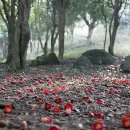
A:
<box><xmin>64</xmin><ymin>108</ymin><xmax>72</xmax><ymax>115</ymax></box>
<box><xmin>41</xmin><ymin>117</ymin><xmax>53</xmax><ymax>124</ymax></box>
<box><xmin>54</xmin><ymin>98</ymin><xmax>62</xmax><ymax>104</ymax></box>
<box><xmin>26</xmin><ymin>88</ymin><xmax>35</xmax><ymax>93</ymax></box>
<box><xmin>94</xmin><ymin>113</ymin><xmax>105</xmax><ymax>119</ymax></box>
<box><xmin>88</xmin><ymin>112</ymin><xmax>95</xmax><ymax>117</ymax></box>
<box><xmin>34</xmin><ymin>81</ymin><xmax>40</xmax><ymax>86</ymax></box>
<box><xmin>92</xmin><ymin>120</ymin><xmax>105</xmax><ymax>130</ymax></box>
<box><xmin>45</xmin><ymin>102</ymin><xmax>52</xmax><ymax>110</ymax></box>
<box><xmin>43</xmin><ymin>89</ymin><xmax>50</xmax><ymax>94</ymax></box>
<box><xmin>36</xmin><ymin>97</ymin><xmax>44</xmax><ymax>103</ymax></box>
<box><xmin>49</xmin><ymin>126</ymin><xmax>60</xmax><ymax>130</ymax></box>
<box><xmin>3</xmin><ymin>105</ymin><xmax>13</xmax><ymax>114</ymax></box>
<box><xmin>47</xmin><ymin>78</ymin><xmax>52</xmax><ymax>84</ymax></box>
<box><xmin>109</xmin><ymin>87</ymin><xmax>114</xmax><ymax>94</ymax></box>
<box><xmin>64</xmin><ymin>103</ymin><xmax>73</xmax><ymax>110</ymax></box>
<box><xmin>122</xmin><ymin>117</ymin><xmax>130</xmax><ymax>128</ymax></box>
<box><xmin>53</xmin><ymin>106</ymin><xmax>60</xmax><ymax>113</ymax></box>
<box><xmin>97</xmin><ymin>99</ymin><xmax>104</xmax><ymax>105</ymax></box>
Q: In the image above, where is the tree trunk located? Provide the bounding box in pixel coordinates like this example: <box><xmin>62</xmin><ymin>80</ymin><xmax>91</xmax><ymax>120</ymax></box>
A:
<box><xmin>2</xmin><ymin>0</ymin><xmax>31</xmax><ymax>69</ymax></box>
<box><xmin>51</xmin><ymin>31</ymin><xmax>58</xmax><ymax>53</ymax></box>
<box><xmin>6</xmin><ymin>21</ymin><xmax>20</xmax><ymax>69</ymax></box>
<box><xmin>18</xmin><ymin>0</ymin><xmax>31</xmax><ymax>69</ymax></box>
<box><xmin>87</xmin><ymin>24</ymin><xmax>95</xmax><ymax>44</ymax></box>
<box><xmin>44</xmin><ymin>0</ymin><xmax>49</xmax><ymax>55</ymax></box>
<box><xmin>57</xmin><ymin>0</ymin><xmax>65</xmax><ymax>59</ymax></box>
<box><xmin>108</xmin><ymin>21</ymin><xmax>119</xmax><ymax>55</ymax></box>
<box><xmin>108</xmin><ymin>0</ymin><xmax>120</xmax><ymax>55</ymax></box>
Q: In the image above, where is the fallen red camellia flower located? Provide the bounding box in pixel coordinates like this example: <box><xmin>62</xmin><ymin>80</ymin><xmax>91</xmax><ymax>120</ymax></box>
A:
<box><xmin>64</xmin><ymin>103</ymin><xmax>73</xmax><ymax>110</ymax></box>
<box><xmin>64</xmin><ymin>108</ymin><xmax>71</xmax><ymax>115</ymax></box>
<box><xmin>47</xmin><ymin>78</ymin><xmax>52</xmax><ymax>84</ymax></box>
<box><xmin>36</xmin><ymin>97</ymin><xmax>44</xmax><ymax>103</ymax></box>
<box><xmin>122</xmin><ymin>117</ymin><xmax>130</xmax><ymax>128</ymax></box>
<box><xmin>49</xmin><ymin>126</ymin><xmax>60</xmax><ymax>130</ymax></box>
<box><xmin>45</xmin><ymin>102</ymin><xmax>52</xmax><ymax>110</ymax></box>
<box><xmin>3</xmin><ymin>105</ymin><xmax>13</xmax><ymax>114</ymax></box>
<box><xmin>41</xmin><ymin>117</ymin><xmax>53</xmax><ymax>124</ymax></box>
<box><xmin>53</xmin><ymin>106</ymin><xmax>60</xmax><ymax>113</ymax></box>
<box><xmin>34</xmin><ymin>81</ymin><xmax>40</xmax><ymax>86</ymax></box>
<box><xmin>91</xmin><ymin>120</ymin><xmax>105</xmax><ymax>130</ymax></box>
<box><xmin>97</xmin><ymin>99</ymin><xmax>105</xmax><ymax>105</ymax></box>
<box><xmin>54</xmin><ymin>98</ymin><xmax>62</xmax><ymax>104</ymax></box>
<box><xmin>43</xmin><ymin>89</ymin><xmax>50</xmax><ymax>94</ymax></box>
<box><xmin>94</xmin><ymin>113</ymin><xmax>105</xmax><ymax>119</ymax></box>
<box><xmin>26</xmin><ymin>88</ymin><xmax>35</xmax><ymax>93</ymax></box>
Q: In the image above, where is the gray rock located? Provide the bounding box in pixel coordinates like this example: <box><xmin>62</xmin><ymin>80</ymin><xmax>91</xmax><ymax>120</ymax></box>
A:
<box><xmin>31</xmin><ymin>53</ymin><xmax>59</xmax><ymax>66</ymax></box>
<box><xmin>74</xmin><ymin>56</ymin><xmax>92</xmax><ymax>68</ymax></box>
<box><xmin>120</xmin><ymin>55</ymin><xmax>130</xmax><ymax>72</ymax></box>
<box><xmin>82</xmin><ymin>49</ymin><xmax>115</xmax><ymax>65</ymax></box>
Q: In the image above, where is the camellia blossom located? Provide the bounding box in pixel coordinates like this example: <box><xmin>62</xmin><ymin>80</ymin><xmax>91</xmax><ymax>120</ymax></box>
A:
<box><xmin>44</xmin><ymin>102</ymin><xmax>52</xmax><ymax>110</ymax></box>
<box><xmin>64</xmin><ymin>108</ymin><xmax>72</xmax><ymax>115</ymax></box>
<box><xmin>97</xmin><ymin>99</ymin><xmax>105</xmax><ymax>105</ymax></box>
<box><xmin>42</xmin><ymin>89</ymin><xmax>50</xmax><ymax>94</ymax></box>
<box><xmin>36</xmin><ymin>97</ymin><xmax>44</xmax><ymax>103</ymax></box>
<box><xmin>3</xmin><ymin>105</ymin><xmax>13</xmax><ymax>114</ymax></box>
<box><xmin>49</xmin><ymin>126</ymin><xmax>60</xmax><ymax>130</ymax></box>
<box><xmin>53</xmin><ymin>106</ymin><xmax>60</xmax><ymax>113</ymax></box>
<box><xmin>47</xmin><ymin>78</ymin><xmax>52</xmax><ymax>84</ymax></box>
<box><xmin>41</xmin><ymin>117</ymin><xmax>53</xmax><ymax>124</ymax></box>
<box><xmin>26</xmin><ymin>88</ymin><xmax>35</xmax><ymax>93</ymax></box>
<box><xmin>54</xmin><ymin>98</ymin><xmax>62</xmax><ymax>104</ymax></box>
<box><xmin>60</xmin><ymin>86</ymin><xmax>68</xmax><ymax>91</ymax></box>
<box><xmin>109</xmin><ymin>87</ymin><xmax>114</xmax><ymax>94</ymax></box>
<box><xmin>122</xmin><ymin>117</ymin><xmax>130</xmax><ymax>128</ymax></box>
<box><xmin>51</xmin><ymin>88</ymin><xmax>58</xmax><ymax>94</ymax></box>
<box><xmin>34</xmin><ymin>81</ymin><xmax>40</xmax><ymax>86</ymax></box>
<box><xmin>94</xmin><ymin>113</ymin><xmax>105</xmax><ymax>119</ymax></box>
<box><xmin>92</xmin><ymin>120</ymin><xmax>105</xmax><ymax>130</ymax></box>
<box><xmin>64</xmin><ymin>103</ymin><xmax>73</xmax><ymax>110</ymax></box>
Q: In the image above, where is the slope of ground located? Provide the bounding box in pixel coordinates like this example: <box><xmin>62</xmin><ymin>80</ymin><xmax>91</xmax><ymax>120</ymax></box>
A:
<box><xmin>0</xmin><ymin>58</ymin><xmax>130</xmax><ymax>130</ymax></box>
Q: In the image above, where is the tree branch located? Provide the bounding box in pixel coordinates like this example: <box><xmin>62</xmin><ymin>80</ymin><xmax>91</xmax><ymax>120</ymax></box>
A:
<box><xmin>1</xmin><ymin>0</ymin><xmax>10</xmax><ymax>21</ymax></box>
<box><xmin>80</xmin><ymin>13</ymin><xmax>89</xmax><ymax>26</ymax></box>
<box><xmin>0</xmin><ymin>9</ymin><xmax>8</xmax><ymax>26</ymax></box>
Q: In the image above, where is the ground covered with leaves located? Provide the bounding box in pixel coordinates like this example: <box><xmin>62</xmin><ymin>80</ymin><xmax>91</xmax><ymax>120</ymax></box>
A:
<box><xmin>0</xmin><ymin>58</ymin><xmax>130</xmax><ymax>130</ymax></box>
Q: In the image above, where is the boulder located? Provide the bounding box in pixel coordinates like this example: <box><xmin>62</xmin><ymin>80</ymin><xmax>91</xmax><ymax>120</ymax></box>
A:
<box><xmin>73</xmin><ymin>56</ymin><xmax>92</xmax><ymax>68</ymax></box>
<box><xmin>31</xmin><ymin>53</ymin><xmax>59</xmax><ymax>66</ymax></box>
<box><xmin>82</xmin><ymin>49</ymin><xmax>115</xmax><ymax>65</ymax></box>
<box><xmin>46</xmin><ymin>53</ymin><xmax>59</xmax><ymax>65</ymax></box>
<box><xmin>120</xmin><ymin>56</ymin><xmax>130</xmax><ymax>73</ymax></box>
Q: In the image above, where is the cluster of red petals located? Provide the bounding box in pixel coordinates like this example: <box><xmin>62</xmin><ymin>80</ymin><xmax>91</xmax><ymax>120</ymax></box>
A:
<box><xmin>36</xmin><ymin>97</ymin><xmax>44</xmax><ymax>103</ymax></box>
<box><xmin>54</xmin><ymin>98</ymin><xmax>62</xmax><ymax>104</ymax></box>
<box><xmin>122</xmin><ymin>117</ymin><xmax>130</xmax><ymax>128</ymax></box>
<box><xmin>41</xmin><ymin>117</ymin><xmax>53</xmax><ymax>124</ymax></box>
<box><xmin>92</xmin><ymin>120</ymin><xmax>105</xmax><ymax>130</ymax></box>
<box><xmin>45</xmin><ymin>102</ymin><xmax>52</xmax><ymax>110</ymax></box>
<box><xmin>97</xmin><ymin>99</ymin><xmax>105</xmax><ymax>105</ymax></box>
<box><xmin>88</xmin><ymin>112</ymin><xmax>105</xmax><ymax>118</ymax></box>
<box><xmin>47</xmin><ymin>78</ymin><xmax>52</xmax><ymax>84</ymax></box>
<box><xmin>3</xmin><ymin>105</ymin><xmax>13</xmax><ymax>114</ymax></box>
<box><xmin>53</xmin><ymin>106</ymin><xmax>60</xmax><ymax>113</ymax></box>
<box><xmin>64</xmin><ymin>103</ymin><xmax>73</xmax><ymax>110</ymax></box>
<box><xmin>49</xmin><ymin>126</ymin><xmax>60</xmax><ymax>130</ymax></box>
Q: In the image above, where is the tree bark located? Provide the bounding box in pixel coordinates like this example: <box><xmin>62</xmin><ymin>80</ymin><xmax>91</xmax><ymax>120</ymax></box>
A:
<box><xmin>108</xmin><ymin>0</ymin><xmax>120</xmax><ymax>55</ymax></box>
<box><xmin>18</xmin><ymin>0</ymin><xmax>31</xmax><ymax>69</ymax></box>
<box><xmin>87</xmin><ymin>23</ymin><xmax>95</xmax><ymax>44</ymax></box>
<box><xmin>57</xmin><ymin>0</ymin><xmax>66</xmax><ymax>59</ymax></box>
<box><xmin>2</xmin><ymin>0</ymin><xmax>32</xmax><ymax>69</ymax></box>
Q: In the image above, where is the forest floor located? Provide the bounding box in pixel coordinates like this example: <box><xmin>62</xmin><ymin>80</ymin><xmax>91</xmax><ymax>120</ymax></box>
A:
<box><xmin>0</xmin><ymin>58</ymin><xmax>130</xmax><ymax>130</ymax></box>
